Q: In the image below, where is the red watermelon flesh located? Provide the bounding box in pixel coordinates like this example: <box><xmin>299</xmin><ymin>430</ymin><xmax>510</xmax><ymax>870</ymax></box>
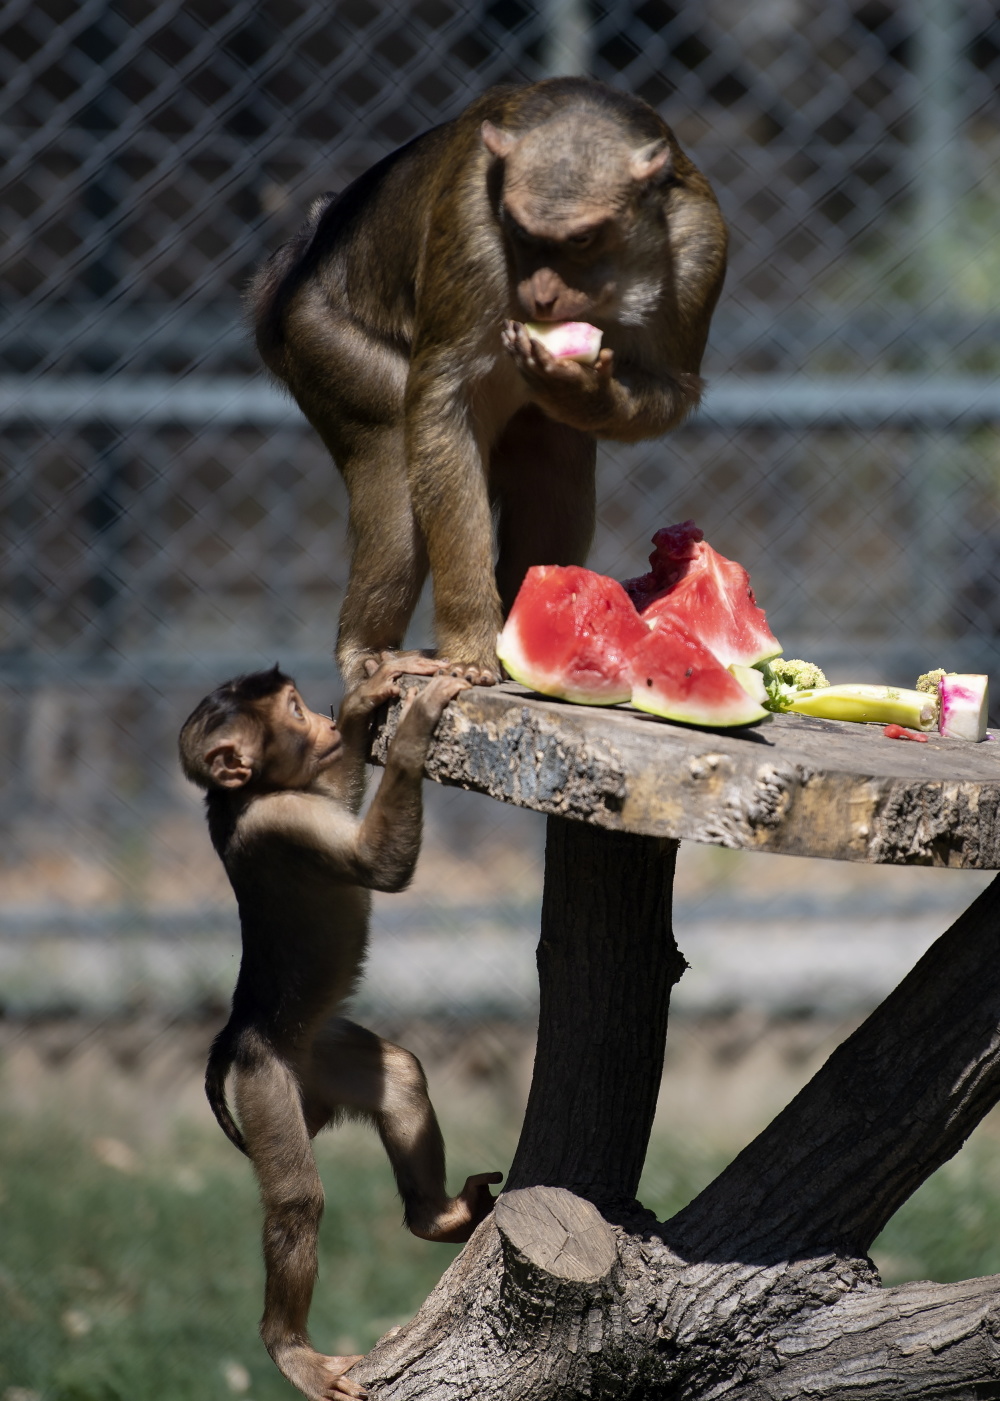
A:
<box><xmin>628</xmin><ymin>621</ymin><xmax>769</xmax><ymax>727</ymax></box>
<box><xmin>497</xmin><ymin>564</ymin><xmax>649</xmax><ymax>704</ymax></box>
<box><xmin>622</xmin><ymin>520</ymin><xmax>781</xmax><ymax>668</ymax></box>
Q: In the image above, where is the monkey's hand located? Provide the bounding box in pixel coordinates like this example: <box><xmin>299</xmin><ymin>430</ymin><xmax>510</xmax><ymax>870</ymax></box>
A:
<box><xmin>503</xmin><ymin>319</ymin><xmax>616</xmax><ymax>430</ymax></box>
<box><xmin>392</xmin><ymin>673</ymin><xmax>471</xmax><ymax>760</ymax></box>
<box><xmin>409</xmin><ymin>1171</ymin><xmax>504</xmax><ymax>1244</ymax></box>
<box><xmin>339</xmin><ymin>653</ymin><xmax>448</xmax><ymax>730</ymax></box>
<box><xmin>270</xmin><ymin>1342</ymin><xmax>367</xmax><ymax>1400</ymax></box>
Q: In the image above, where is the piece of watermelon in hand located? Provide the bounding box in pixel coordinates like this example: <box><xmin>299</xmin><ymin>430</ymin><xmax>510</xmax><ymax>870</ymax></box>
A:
<box><xmin>622</xmin><ymin>521</ymin><xmax>781</xmax><ymax>669</ymax></box>
<box><xmin>627</xmin><ymin>620</ymin><xmax>770</xmax><ymax>728</ymax></box>
<box><xmin>523</xmin><ymin>321</ymin><xmax>603</xmax><ymax>365</ymax></box>
<box><xmin>497</xmin><ymin>564</ymin><xmax>649</xmax><ymax>705</ymax></box>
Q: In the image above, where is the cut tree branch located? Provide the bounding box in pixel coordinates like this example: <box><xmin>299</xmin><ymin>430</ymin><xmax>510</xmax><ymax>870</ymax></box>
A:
<box><xmin>667</xmin><ymin>872</ymin><xmax>1000</xmax><ymax>1262</ymax></box>
<box><xmin>740</xmin><ymin>1274</ymin><xmax>1000</xmax><ymax>1399</ymax></box>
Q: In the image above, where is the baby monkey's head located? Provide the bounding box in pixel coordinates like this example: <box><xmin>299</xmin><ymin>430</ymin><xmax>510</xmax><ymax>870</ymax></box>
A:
<box><xmin>179</xmin><ymin>665</ymin><xmax>342</xmax><ymax>795</ymax></box>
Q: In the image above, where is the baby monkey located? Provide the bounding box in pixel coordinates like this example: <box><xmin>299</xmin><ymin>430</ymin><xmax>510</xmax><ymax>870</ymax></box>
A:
<box><xmin>179</xmin><ymin>659</ymin><xmax>501</xmax><ymax>1401</ymax></box>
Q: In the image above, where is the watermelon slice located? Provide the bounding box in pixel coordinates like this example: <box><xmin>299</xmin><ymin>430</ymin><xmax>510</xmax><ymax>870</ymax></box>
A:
<box><xmin>622</xmin><ymin>520</ymin><xmax>781</xmax><ymax>669</ymax></box>
<box><xmin>497</xmin><ymin>564</ymin><xmax>649</xmax><ymax>704</ymax></box>
<box><xmin>628</xmin><ymin>622</ymin><xmax>769</xmax><ymax>727</ymax></box>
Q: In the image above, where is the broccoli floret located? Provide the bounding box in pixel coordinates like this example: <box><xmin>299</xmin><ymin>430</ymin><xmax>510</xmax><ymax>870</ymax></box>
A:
<box><xmin>757</xmin><ymin>662</ymin><xmax>942</xmax><ymax>729</ymax></box>
<box><xmin>755</xmin><ymin>658</ymin><xmax>829</xmax><ymax>711</ymax></box>
<box><xmin>769</xmin><ymin>659</ymin><xmax>829</xmax><ymax>691</ymax></box>
<box><xmin>916</xmin><ymin>668</ymin><xmax>953</xmax><ymax>694</ymax></box>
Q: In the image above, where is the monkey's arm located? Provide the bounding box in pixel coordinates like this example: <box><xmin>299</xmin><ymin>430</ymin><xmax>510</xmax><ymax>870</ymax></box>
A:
<box><xmin>350</xmin><ymin>674</ymin><xmax>469</xmax><ymax>890</ymax></box>
<box><xmin>240</xmin><ymin>769</ymin><xmax>422</xmax><ymax>894</ymax></box>
<box><xmin>332</xmin><ymin>655</ymin><xmax>448</xmax><ymax>810</ymax></box>
<box><xmin>248</xmin><ymin>676</ymin><xmax>467</xmax><ymax>890</ymax></box>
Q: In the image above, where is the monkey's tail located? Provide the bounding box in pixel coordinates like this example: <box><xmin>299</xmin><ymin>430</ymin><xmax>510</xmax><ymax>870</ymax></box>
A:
<box><xmin>205</xmin><ymin>1024</ymin><xmax>249</xmax><ymax>1157</ymax></box>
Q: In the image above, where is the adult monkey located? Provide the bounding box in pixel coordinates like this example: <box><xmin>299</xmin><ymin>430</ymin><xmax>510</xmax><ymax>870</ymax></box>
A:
<box><xmin>250</xmin><ymin>77</ymin><xmax>728</xmax><ymax>686</ymax></box>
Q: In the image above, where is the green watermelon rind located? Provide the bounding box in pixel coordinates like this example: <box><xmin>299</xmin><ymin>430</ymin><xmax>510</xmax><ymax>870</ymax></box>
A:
<box><xmin>627</xmin><ymin>624</ymin><xmax>770</xmax><ymax>728</ymax></box>
<box><xmin>630</xmin><ymin>684</ymin><xmax>769</xmax><ymax>728</ymax></box>
<box><xmin>501</xmin><ymin>614</ymin><xmax>770</xmax><ymax>724</ymax></box>
<box><xmin>497</xmin><ymin>622</ymin><xmax>633</xmax><ymax>706</ymax></box>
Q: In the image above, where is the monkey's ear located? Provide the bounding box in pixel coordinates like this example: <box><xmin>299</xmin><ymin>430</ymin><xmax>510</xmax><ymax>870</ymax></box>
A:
<box><xmin>481</xmin><ymin>121</ymin><xmax>517</xmax><ymax>160</ymax></box>
<box><xmin>630</xmin><ymin>138</ymin><xmax>673</xmax><ymax>183</ymax></box>
<box><xmin>205</xmin><ymin>740</ymin><xmax>255</xmax><ymax>790</ymax></box>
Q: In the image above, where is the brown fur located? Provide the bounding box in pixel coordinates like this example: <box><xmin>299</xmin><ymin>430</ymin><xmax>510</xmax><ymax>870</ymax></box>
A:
<box><xmin>247</xmin><ymin>77</ymin><xmax>728</xmax><ymax>685</ymax></box>
<box><xmin>180</xmin><ymin>662</ymin><xmax>501</xmax><ymax>1401</ymax></box>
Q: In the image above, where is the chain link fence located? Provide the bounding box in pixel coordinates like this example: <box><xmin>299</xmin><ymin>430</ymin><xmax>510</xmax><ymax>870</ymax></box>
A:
<box><xmin>6</xmin><ymin>6</ymin><xmax>1000</xmax><ymax>1390</ymax></box>
<box><xmin>3</xmin><ymin>0</ymin><xmax>1000</xmax><ymax>1069</ymax></box>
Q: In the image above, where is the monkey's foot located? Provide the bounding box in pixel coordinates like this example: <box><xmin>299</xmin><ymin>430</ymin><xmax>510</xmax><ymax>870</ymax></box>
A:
<box><xmin>345</xmin><ymin>645</ymin><xmax>499</xmax><ymax>688</ymax></box>
<box><xmin>444</xmin><ymin>660</ymin><xmax>498</xmax><ymax>686</ymax></box>
<box><xmin>409</xmin><ymin>1171</ymin><xmax>504</xmax><ymax>1244</ymax></box>
<box><xmin>435</xmin><ymin>646</ymin><xmax>500</xmax><ymax>687</ymax></box>
<box><xmin>380</xmin><ymin>648</ymin><xmax>499</xmax><ymax>687</ymax></box>
<box><xmin>271</xmin><ymin>1342</ymin><xmax>367</xmax><ymax>1401</ymax></box>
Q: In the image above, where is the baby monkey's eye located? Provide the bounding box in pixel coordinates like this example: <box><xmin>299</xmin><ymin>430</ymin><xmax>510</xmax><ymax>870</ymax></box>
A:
<box><xmin>289</xmin><ymin>695</ymin><xmax>305</xmax><ymax>720</ymax></box>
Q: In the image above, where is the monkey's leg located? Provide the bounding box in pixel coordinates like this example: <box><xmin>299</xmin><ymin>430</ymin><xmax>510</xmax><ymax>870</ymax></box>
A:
<box><xmin>490</xmin><ymin>404</ymin><xmax>597</xmax><ymax>614</ymax></box>
<box><xmin>279</xmin><ymin>302</ymin><xmax>427</xmax><ymax>688</ymax></box>
<box><xmin>306</xmin><ymin>1019</ymin><xmax>501</xmax><ymax>1243</ymax></box>
<box><xmin>335</xmin><ymin>434</ymin><xmax>430</xmax><ymax>687</ymax></box>
<box><xmin>404</xmin><ymin>383</ymin><xmax>503</xmax><ymax>684</ymax></box>
<box><xmin>232</xmin><ymin>1053</ymin><xmax>367</xmax><ymax>1401</ymax></box>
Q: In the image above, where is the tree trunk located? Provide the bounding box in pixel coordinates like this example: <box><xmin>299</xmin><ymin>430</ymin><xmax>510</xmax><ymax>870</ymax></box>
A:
<box><xmin>353</xmin><ymin>847</ymin><xmax>1000</xmax><ymax>1400</ymax></box>
<box><xmin>508</xmin><ymin>820</ymin><xmax>684</xmax><ymax>1204</ymax></box>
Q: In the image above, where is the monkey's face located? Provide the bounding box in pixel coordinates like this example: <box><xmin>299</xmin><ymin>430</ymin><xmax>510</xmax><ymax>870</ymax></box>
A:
<box><xmin>494</xmin><ymin>114</ymin><xmax>672</xmax><ymax>326</ymax></box>
<box><xmin>258</xmin><ymin>685</ymin><xmax>343</xmax><ymax>791</ymax></box>
<box><xmin>501</xmin><ymin>198</ymin><xmax>625</xmax><ymax>322</ymax></box>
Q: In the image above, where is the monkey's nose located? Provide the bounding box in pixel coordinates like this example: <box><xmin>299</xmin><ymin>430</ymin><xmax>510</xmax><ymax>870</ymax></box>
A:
<box><xmin>533</xmin><ymin>296</ymin><xmax>557</xmax><ymax>319</ymax></box>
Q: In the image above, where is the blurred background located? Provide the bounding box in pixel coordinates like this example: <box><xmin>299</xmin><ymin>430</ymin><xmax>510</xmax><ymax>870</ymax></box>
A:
<box><xmin>4</xmin><ymin>1</ymin><xmax>1000</xmax><ymax>1396</ymax></box>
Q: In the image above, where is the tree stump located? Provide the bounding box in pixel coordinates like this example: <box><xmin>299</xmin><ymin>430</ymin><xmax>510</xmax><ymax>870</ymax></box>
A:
<box><xmin>364</xmin><ymin>684</ymin><xmax>1000</xmax><ymax>1399</ymax></box>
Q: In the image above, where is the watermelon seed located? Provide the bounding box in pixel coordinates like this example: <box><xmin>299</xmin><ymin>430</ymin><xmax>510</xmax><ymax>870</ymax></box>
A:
<box><xmin>646</xmin><ymin>678</ymin><xmax>652</xmax><ymax>686</ymax></box>
<box><xmin>685</xmin><ymin>667</ymin><xmax>693</xmax><ymax>677</ymax></box>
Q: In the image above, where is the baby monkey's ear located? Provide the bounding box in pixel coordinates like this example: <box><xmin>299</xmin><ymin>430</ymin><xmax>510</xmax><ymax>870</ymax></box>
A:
<box><xmin>205</xmin><ymin>739</ymin><xmax>255</xmax><ymax>790</ymax></box>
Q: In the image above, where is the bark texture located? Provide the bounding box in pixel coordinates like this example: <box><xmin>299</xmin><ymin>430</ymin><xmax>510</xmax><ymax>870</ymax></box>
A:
<box><xmin>371</xmin><ymin>681</ymin><xmax>1000</xmax><ymax>865</ymax></box>
<box><xmin>350</xmin><ymin>831</ymin><xmax>1000</xmax><ymax>1401</ymax></box>
<box><xmin>508</xmin><ymin>821</ymin><xmax>684</xmax><ymax>1202</ymax></box>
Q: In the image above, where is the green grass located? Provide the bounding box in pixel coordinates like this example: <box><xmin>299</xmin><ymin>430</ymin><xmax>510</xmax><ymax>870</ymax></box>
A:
<box><xmin>0</xmin><ymin>1112</ymin><xmax>512</xmax><ymax>1401</ymax></box>
<box><xmin>869</xmin><ymin>1138</ymin><xmax>1000</xmax><ymax>1286</ymax></box>
<box><xmin>3</xmin><ymin>1103</ymin><xmax>1000</xmax><ymax>1399</ymax></box>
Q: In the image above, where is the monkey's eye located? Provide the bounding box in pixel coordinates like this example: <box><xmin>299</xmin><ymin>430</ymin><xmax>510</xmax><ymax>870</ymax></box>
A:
<box><xmin>566</xmin><ymin>231</ymin><xmax>595</xmax><ymax>248</ymax></box>
<box><xmin>289</xmin><ymin>695</ymin><xmax>305</xmax><ymax>720</ymax></box>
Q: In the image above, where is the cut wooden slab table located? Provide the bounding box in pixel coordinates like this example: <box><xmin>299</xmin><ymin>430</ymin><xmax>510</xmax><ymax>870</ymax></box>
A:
<box><xmin>373</xmin><ymin>679</ymin><xmax>1000</xmax><ymax>866</ymax></box>
<box><xmin>361</xmin><ymin>678</ymin><xmax>1000</xmax><ymax>1401</ymax></box>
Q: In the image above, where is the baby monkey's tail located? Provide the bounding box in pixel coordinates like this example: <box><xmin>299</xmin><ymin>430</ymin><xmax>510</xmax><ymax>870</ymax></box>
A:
<box><xmin>205</xmin><ymin>1023</ymin><xmax>249</xmax><ymax>1156</ymax></box>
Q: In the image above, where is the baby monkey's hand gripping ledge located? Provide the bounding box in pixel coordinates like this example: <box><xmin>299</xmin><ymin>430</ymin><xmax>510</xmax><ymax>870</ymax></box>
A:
<box><xmin>178</xmin><ymin>660</ymin><xmax>501</xmax><ymax>1401</ymax></box>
